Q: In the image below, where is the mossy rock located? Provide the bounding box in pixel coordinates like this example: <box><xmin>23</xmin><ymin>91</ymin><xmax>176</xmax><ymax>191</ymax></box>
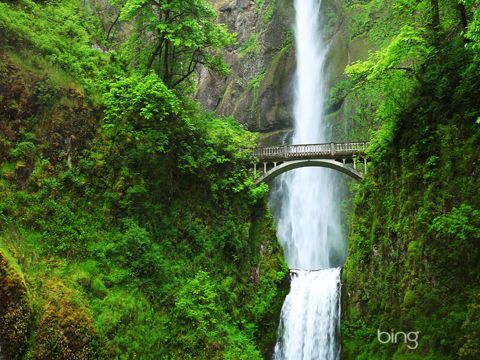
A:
<box><xmin>0</xmin><ymin>53</ymin><xmax>98</xmax><ymax>166</ymax></box>
<box><xmin>30</xmin><ymin>281</ymin><xmax>100</xmax><ymax>360</ymax></box>
<box><xmin>459</xmin><ymin>293</ymin><xmax>480</xmax><ymax>359</ymax></box>
<box><xmin>0</xmin><ymin>249</ymin><xmax>32</xmax><ymax>359</ymax></box>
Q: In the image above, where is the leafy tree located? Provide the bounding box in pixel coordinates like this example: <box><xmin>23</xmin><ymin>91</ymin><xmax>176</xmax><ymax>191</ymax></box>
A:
<box><xmin>462</xmin><ymin>0</ymin><xmax>480</xmax><ymax>59</ymax></box>
<box><xmin>345</xmin><ymin>25</ymin><xmax>433</xmax><ymax>85</ymax></box>
<box><xmin>119</xmin><ymin>0</ymin><xmax>235</xmax><ymax>88</ymax></box>
<box><xmin>103</xmin><ymin>73</ymin><xmax>180</xmax><ymax>157</ymax></box>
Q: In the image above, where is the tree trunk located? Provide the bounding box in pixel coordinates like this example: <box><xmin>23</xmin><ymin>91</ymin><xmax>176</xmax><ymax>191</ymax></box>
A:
<box><xmin>147</xmin><ymin>36</ymin><xmax>164</xmax><ymax>71</ymax></box>
<box><xmin>458</xmin><ymin>3</ymin><xmax>469</xmax><ymax>44</ymax></box>
<box><xmin>163</xmin><ymin>7</ymin><xmax>171</xmax><ymax>86</ymax></box>
<box><xmin>106</xmin><ymin>12</ymin><xmax>121</xmax><ymax>42</ymax></box>
<box><xmin>431</xmin><ymin>0</ymin><xmax>440</xmax><ymax>30</ymax></box>
<box><xmin>429</xmin><ymin>0</ymin><xmax>440</xmax><ymax>47</ymax></box>
<box><xmin>163</xmin><ymin>40</ymin><xmax>170</xmax><ymax>86</ymax></box>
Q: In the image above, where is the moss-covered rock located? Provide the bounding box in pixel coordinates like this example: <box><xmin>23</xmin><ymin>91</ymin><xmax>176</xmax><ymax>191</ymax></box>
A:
<box><xmin>0</xmin><ymin>248</ymin><xmax>32</xmax><ymax>359</ymax></box>
<box><xmin>31</xmin><ymin>281</ymin><xmax>99</xmax><ymax>360</ymax></box>
<box><xmin>0</xmin><ymin>53</ymin><xmax>98</xmax><ymax>169</ymax></box>
<box><xmin>341</xmin><ymin>48</ymin><xmax>480</xmax><ymax>359</ymax></box>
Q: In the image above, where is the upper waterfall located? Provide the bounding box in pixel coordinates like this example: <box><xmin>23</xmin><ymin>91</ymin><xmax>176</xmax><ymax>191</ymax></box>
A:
<box><xmin>272</xmin><ymin>0</ymin><xmax>346</xmax><ymax>271</ymax></box>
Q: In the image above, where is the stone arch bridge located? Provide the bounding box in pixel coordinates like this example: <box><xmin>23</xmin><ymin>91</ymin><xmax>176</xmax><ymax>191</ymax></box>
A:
<box><xmin>252</xmin><ymin>141</ymin><xmax>369</xmax><ymax>185</ymax></box>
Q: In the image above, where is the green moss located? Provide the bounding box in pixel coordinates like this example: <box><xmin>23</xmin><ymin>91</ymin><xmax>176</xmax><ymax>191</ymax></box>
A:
<box><xmin>407</xmin><ymin>241</ymin><xmax>421</xmax><ymax>261</ymax></box>
<box><xmin>248</xmin><ymin>71</ymin><xmax>266</xmax><ymax>90</ymax></box>
<box><xmin>7</xmin><ymin>50</ymin><xmax>85</xmax><ymax>94</ymax></box>
<box><xmin>459</xmin><ymin>293</ymin><xmax>480</xmax><ymax>359</ymax></box>
<box><xmin>239</xmin><ymin>34</ymin><xmax>259</xmax><ymax>57</ymax></box>
<box><xmin>403</xmin><ymin>289</ymin><xmax>415</xmax><ymax>306</ymax></box>
<box><xmin>29</xmin><ymin>281</ymin><xmax>100</xmax><ymax>359</ymax></box>
<box><xmin>341</xmin><ymin>44</ymin><xmax>480</xmax><ymax>359</ymax></box>
<box><xmin>262</xmin><ymin>0</ymin><xmax>277</xmax><ymax>25</ymax></box>
<box><xmin>0</xmin><ymin>245</ymin><xmax>32</xmax><ymax>359</ymax></box>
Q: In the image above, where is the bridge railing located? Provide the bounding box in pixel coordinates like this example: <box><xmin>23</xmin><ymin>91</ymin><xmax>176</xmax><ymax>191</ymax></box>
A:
<box><xmin>253</xmin><ymin>141</ymin><xmax>368</xmax><ymax>160</ymax></box>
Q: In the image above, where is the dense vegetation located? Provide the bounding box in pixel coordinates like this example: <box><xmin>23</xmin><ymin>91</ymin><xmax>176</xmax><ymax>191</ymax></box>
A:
<box><xmin>340</xmin><ymin>0</ymin><xmax>480</xmax><ymax>359</ymax></box>
<box><xmin>1</xmin><ymin>0</ymin><xmax>480</xmax><ymax>359</ymax></box>
<box><xmin>0</xmin><ymin>0</ymin><xmax>287</xmax><ymax>358</ymax></box>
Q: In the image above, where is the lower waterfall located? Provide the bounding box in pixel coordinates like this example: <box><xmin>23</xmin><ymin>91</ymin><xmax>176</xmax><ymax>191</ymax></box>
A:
<box><xmin>273</xmin><ymin>269</ymin><xmax>341</xmax><ymax>359</ymax></box>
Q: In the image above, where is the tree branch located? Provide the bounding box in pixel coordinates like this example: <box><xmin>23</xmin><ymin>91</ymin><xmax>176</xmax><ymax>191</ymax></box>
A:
<box><xmin>147</xmin><ymin>36</ymin><xmax>165</xmax><ymax>71</ymax></box>
<box><xmin>171</xmin><ymin>55</ymin><xmax>198</xmax><ymax>87</ymax></box>
<box><xmin>106</xmin><ymin>11</ymin><xmax>121</xmax><ymax>42</ymax></box>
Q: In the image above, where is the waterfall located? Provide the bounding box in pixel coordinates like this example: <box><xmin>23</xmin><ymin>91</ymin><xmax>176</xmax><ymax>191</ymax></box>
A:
<box><xmin>271</xmin><ymin>0</ymin><xmax>345</xmax><ymax>358</ymax></box>
<box><xmin>273</xmin><ymin>270</ymin><xmax>341</xmax><ymax>359</ymax></box>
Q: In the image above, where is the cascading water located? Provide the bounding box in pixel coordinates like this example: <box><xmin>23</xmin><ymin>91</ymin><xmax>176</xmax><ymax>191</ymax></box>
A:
<box><xmin>273</xmin><ymin>270</ymin><xmax>341</xmax><ymax>359</ymax></box>
<box><xmin>271</xmin><ymin>0</ymin><xmax>346</xmax><ymax>359</ymax></box>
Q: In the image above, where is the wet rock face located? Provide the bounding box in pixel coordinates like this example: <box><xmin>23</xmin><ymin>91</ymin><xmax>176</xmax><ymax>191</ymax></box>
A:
<box><xmin>0</xmin><ymin>251</ymin><xmax>32</xmax><ymax>359</ymax></box>
<box><xmin>197</xmin><ymin>0</ymin><xmax>296</xmax><ymax>133</ymax></box>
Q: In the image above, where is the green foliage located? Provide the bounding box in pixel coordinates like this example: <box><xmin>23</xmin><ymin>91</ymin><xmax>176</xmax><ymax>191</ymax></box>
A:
<box><xmin>9</xmin><ymin>141</ymin><xmax>36</xmax><ymax>159</ymax></box>
<box><xmin>174</xmin><ymin>271</ymin><xmax>231</xmax><ymax>355</ymax></box>
<box><xmin>103</xmin><ymin>73</ymin><xmax>180</xmax><ymax>155</ymax></box>
<box><xmin>459</xmin><ymin>292</ymin><xmax>480</xmax><ymax>359</ymax></box>
<box><xmin>0</xmin><ymin>0</ymin><xmax>286</xmax><ymax>358</ymax></box>
<box><xmin>0</xmin><ymin>0</ymin><xmax>106</xmax><ymax>90</ymax></box>
<box><xmin>341</xmin><ymin>1</ymin><xmax>480</xmax><ymax>358</ymax></box>
<box><xmin>346</xmin><ymin>0</ymin><xmax>385</xmax><ymax>39</ymax></box>
<box><xmin>120</xmin><ymin>0</ymin><xmax>235</xmax><ymax>87</ymax></box>
<box><xmin>346</xmin><ymin>25</ymin><xmax>432</xmax><ymax>83</ymax></box>
<box><xmin>429</xmin><ymin>204</ymin><xmax>480</xmax><ymax>270</ymax></box>
<box><xmin>463</xmin><ymin>1</ymin><xmax>480</xmax><ymax>59</ymax></box>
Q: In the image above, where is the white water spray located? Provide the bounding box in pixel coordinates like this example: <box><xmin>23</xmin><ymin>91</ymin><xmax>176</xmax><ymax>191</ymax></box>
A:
<box><xmin>272</xmin><ymin>0</ymin><xmax>346</xmax><ymax>358</ymax></box>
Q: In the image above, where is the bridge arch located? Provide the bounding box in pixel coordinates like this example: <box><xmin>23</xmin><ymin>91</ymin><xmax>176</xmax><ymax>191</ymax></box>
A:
<box><xmin>255</xmin><ymin>159</ymin><xmax>364</xmax><ymax>185</ymax></box>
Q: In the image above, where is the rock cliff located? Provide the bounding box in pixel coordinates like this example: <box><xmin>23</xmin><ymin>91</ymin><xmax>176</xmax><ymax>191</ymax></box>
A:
<box><xmin>197</xmin><ymin>0</ymin><xmax>295</xmax><ymax>135</ymax></box>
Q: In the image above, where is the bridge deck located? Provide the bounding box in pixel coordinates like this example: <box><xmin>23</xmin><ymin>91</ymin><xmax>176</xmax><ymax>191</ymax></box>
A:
<box><xmin>253</xmin><ymin>141</ymin><xmax>368</xmax><ymax>161</ymax></box>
